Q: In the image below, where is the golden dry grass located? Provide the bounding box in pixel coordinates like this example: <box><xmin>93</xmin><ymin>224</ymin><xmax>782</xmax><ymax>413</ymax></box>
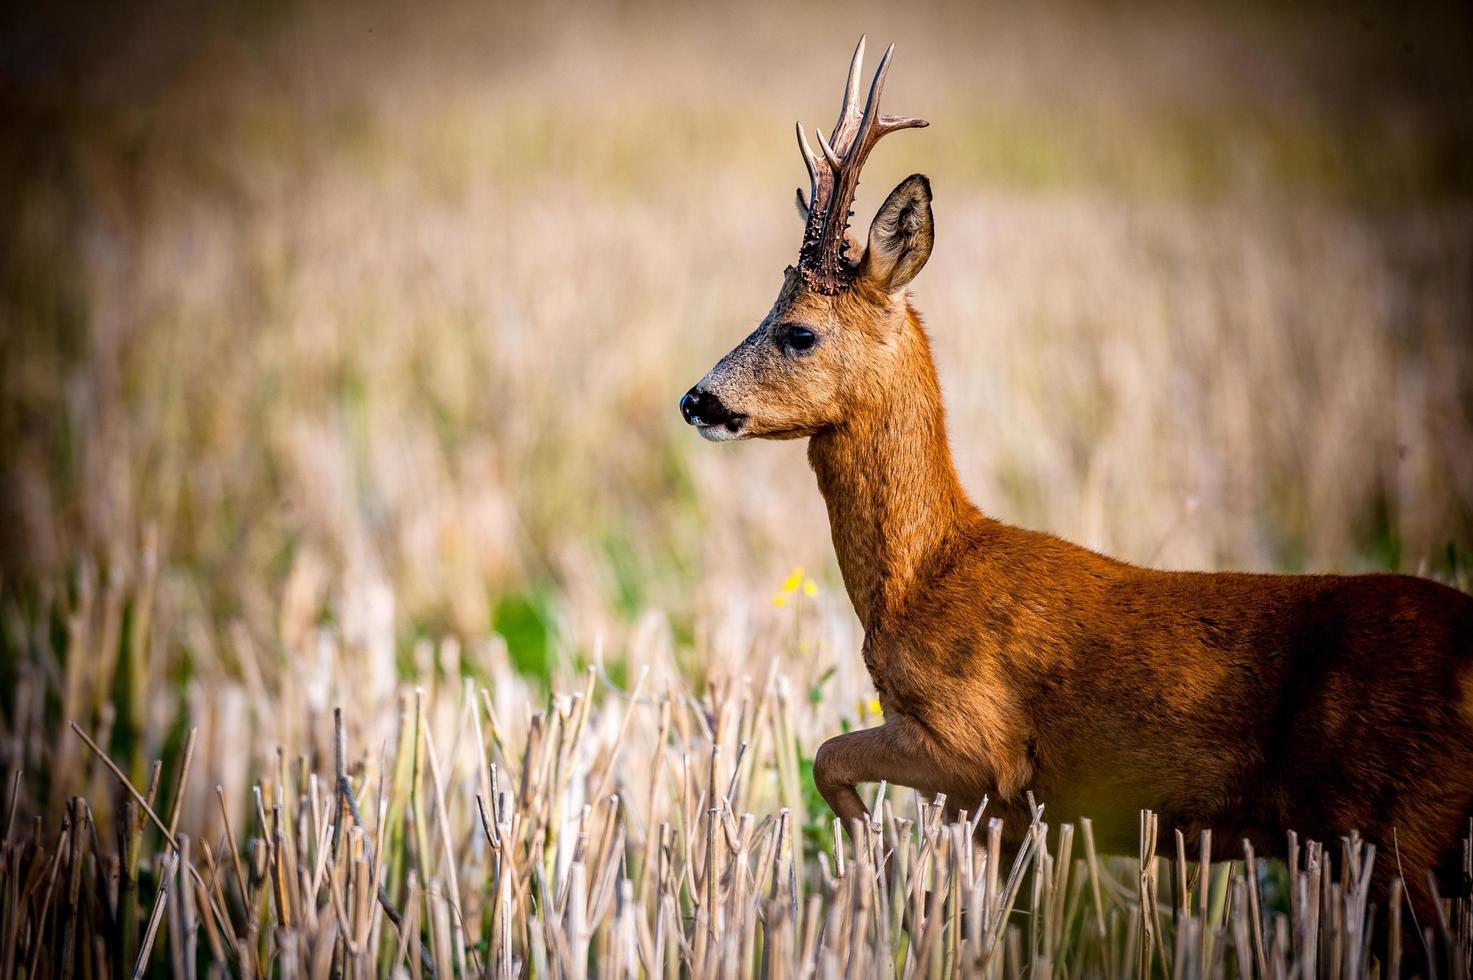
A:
<box><xmin>1</xmin><ymin>0</ymin><xmax>1472</xmax><ymax>975</ymax></box>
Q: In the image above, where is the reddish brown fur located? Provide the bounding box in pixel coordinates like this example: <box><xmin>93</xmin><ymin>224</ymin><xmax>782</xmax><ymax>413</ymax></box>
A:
<box><xmin>682</xmin><ymin>50</ymin><xmax>1473</xmax><ymax>932</ymax></box>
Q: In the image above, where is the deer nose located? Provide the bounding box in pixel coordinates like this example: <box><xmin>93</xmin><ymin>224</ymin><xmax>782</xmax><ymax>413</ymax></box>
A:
<box><xmin>680</xmin><ymin>387</ymin><xmax>732</xmax><ymax>426</ymax></box>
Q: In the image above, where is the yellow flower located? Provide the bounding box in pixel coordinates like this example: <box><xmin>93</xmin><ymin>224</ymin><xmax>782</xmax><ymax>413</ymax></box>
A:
<box><xmin>803</xmin><ymin>579</ymin><xmax>818</xmax><ymax>597</ymax></box>
<box><xmin>772</xmin><ymin>594</ymin><xmax>787</xmax><ymax>608</ymax></box>
<box><xmin>868</xmin><ymin>698</ymin><xmax>883</xmax><ymax>715</ymax></box>
<box><xmin>781</xmin><ymin>566</ymin><xmax>804</xmax><ymax>593</ymax></box>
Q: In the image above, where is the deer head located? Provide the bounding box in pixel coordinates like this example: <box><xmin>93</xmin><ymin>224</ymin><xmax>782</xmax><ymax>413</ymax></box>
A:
<box><xmin>680</xmin><ymin>37</ymin><xmax>933</xmax><ymax>441</ymax></box>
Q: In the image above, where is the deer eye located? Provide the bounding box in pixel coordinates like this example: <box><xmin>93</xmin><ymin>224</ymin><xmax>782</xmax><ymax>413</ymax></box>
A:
<box><xmin>783</xmin><ymin>326</ymin><xmax>818</xmax><ymax>353</ymax></box>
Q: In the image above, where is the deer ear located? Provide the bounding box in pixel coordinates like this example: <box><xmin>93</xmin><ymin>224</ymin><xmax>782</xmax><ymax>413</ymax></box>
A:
<box><xmin>860</xmin><ymin>174</ymin><xmax>933</xmax><ymax>294</ymax></box>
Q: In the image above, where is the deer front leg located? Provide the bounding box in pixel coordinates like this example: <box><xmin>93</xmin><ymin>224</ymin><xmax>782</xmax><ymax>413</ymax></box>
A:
<box><xmin>812</xmin><ymin>717</ymin><xmax>955</xmax><ymax>832</ymax></box>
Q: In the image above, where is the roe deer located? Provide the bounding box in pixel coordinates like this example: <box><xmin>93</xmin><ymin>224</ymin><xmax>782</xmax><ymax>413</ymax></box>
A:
<box><xmin>680</xmin><ymin>37</ymin><xmax>1473</xmax><ymax>932</ymax></box>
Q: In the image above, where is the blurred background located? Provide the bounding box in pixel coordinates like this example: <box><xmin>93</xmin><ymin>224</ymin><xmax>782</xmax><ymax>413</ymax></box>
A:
<box><xmin>2</xmin><ymin>0</ymin><xmax>1472</xmax><ymax>778</ymax></box>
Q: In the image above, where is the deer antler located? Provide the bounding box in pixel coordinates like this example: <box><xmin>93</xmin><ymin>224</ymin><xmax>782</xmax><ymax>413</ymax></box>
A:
<box><xmin>796</xmin><ymin>37</ymin><xmax>929</xmax><ymax>294</ymax></box>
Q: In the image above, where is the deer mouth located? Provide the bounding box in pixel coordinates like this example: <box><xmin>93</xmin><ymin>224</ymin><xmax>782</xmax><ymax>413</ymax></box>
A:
<box><xmin>696</xmin><ymin>415</ymin><xmax>749</xmax><ymax>441</ymax></box>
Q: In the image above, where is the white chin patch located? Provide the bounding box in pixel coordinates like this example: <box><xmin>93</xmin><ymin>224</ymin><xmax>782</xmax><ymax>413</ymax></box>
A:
<box><xmin>697</xmin><ymin>422</ymin><xmax>749</xmax><ymax>442</ymax></box>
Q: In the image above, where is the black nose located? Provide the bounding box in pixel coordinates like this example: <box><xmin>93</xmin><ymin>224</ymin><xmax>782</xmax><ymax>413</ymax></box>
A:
<box><xmin>680</xmin><ymin>387</ymin><xmax>732</xmax><ymax>426</ymax></box>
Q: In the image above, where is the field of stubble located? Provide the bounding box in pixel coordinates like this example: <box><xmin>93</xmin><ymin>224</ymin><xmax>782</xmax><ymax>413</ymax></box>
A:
<box><xmin>1</xmin><ymin>1</ymin><xmax>1471</xmax><ymax>975</ymax></box>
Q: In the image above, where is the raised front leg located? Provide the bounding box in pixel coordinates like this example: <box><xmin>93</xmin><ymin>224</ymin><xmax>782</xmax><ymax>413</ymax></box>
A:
<box><xmin>812</xmin><ymin>718</ymin><xmax>956</xmax><ymax>830</ymax></box>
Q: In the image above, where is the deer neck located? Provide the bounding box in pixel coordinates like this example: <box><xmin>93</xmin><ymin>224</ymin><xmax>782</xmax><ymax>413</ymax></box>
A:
<box><xmin>807</xmin><ymin>309</ymin><xmax>974</xmax><ymax>631</ymax></box>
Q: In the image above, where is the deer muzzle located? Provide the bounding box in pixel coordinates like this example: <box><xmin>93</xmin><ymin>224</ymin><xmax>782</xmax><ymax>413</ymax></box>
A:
<box><xmin>680</xmin><ymin>387</ymin><xmax>747</xmax><ymax>440</ymax></box>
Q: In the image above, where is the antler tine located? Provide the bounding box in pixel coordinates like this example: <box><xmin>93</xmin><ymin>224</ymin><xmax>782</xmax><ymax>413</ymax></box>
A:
<box><xmin>795</xmin><ymin>121</ymin><xmax>830</xmax><ymax>217</ymax></box>
<box><xmin>795</xmin><ymin>121</ymin><xmax>818</xmax><ymax>185</ymax></box>
<box><xmin>877</xmin><ymin>114</ymin><xmax>930</xmax><ymax>134</ymax></box>
<box><xmin>829</xmin><ymin>35</ymin><xmax>868</xmax><ymax>155</ymax></box>
<box><xmin>863</xmin><ymin>44</ymin><xmax>895</xmax><ymax>121</ymax></box>
<box><xmin>817</xmin><ymin>129</ymin><xmax>842</xmax><ymax>170</ymax></box>
<box><xmin>843</xmin><ymin>35</ymin><xmax>867</xmax><ymax>118</ymax></box>
<box><xmin>850</xmin><ymin>43</ymin><xmax>896</xmax><ymax>157</ymax></box>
